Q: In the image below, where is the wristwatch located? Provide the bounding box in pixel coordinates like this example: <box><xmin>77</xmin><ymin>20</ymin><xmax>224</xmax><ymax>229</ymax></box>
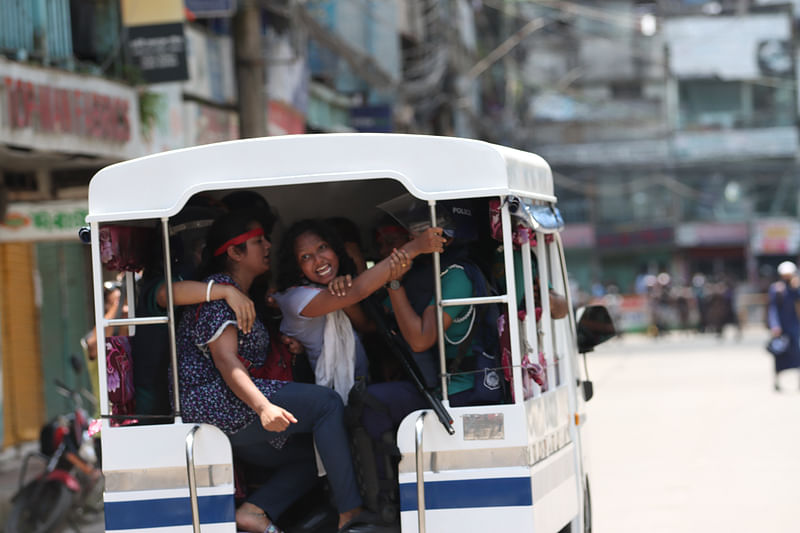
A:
<box><xmin>388</xmin><ymin>279</ymin><xmax>401</xmax><ymax>291</ymax></box>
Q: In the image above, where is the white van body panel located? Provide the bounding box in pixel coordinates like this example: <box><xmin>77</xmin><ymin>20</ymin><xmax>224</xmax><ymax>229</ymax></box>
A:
<box><xmin>102</xmin><ymin>423</ymin><xmax>235</xmax><ymax>532</ymax></box>
<box><xmin>86</xmin><ymin>134</ymin><xmax>554</xmax><ymax>223</ymax></box>
<box><xmin>85</xmin><ymin>134</ymin><xmax>593</xmax><ymax>533</ymax></box>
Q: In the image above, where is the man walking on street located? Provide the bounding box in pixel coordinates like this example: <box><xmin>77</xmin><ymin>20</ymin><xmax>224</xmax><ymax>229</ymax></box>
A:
<box><xmin>766</xmin><ymin>261</ymin><xmax>800</xmax><ymax>391</ymax></box>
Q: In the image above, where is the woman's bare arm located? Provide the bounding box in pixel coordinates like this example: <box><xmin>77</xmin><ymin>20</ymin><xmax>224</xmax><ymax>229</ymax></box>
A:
<box><xmin>300</xmin><ymin>228</ymin><xmax>444</xmax><ymax>318</ymax></box>
<box><xmin>207</xmin><ymin>326</ymin><xmax>296</xmax><ymax>431</ymax></box>
<box><xmin>387</xmin><ymin>289</ymin><xmax>454</xmax><ymax>353</ymax></box>
<box><xmin>157</xmin><ymin>281</ymin><xmax>256</xmax><ymax>333</ymax></box>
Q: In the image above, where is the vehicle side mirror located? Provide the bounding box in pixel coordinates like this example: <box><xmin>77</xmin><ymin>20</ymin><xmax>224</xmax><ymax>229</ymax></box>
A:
<box><xmin>582</xmin><ymin>380</ymin><xmax>594</xmax><ymax>402</ymax></box>
<box><xmin>576</xmin><ymin>305</ymin><xmax>616</xmax><ymax>353</ymax></box>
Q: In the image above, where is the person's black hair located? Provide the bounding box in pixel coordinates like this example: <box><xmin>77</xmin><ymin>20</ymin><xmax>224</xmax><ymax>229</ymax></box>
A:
<box><xmin>221</xmin><ymin>190</ymin><xmax>276</xmax><ymax>235</ymax></box>
<box><xmin>277</xmin><ymin>219</ymin><xmax>356</xmax><ymax>291</ymax></box>
<box><xmin>325</xmin><ymin>217</ymin><xmax>363</xmax><ymax>249</ymax></box>
<box><xmin>198</xmin><ymin>210</ymin><xmax>262</xmax><ymax>279</ymax></box>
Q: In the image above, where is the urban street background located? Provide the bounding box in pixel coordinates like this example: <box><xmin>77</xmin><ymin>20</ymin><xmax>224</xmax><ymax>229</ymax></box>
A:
<box><xmin>3</xmin><ymin>0</ymin><xmax>800</xmax><ymax>531</ymax></box>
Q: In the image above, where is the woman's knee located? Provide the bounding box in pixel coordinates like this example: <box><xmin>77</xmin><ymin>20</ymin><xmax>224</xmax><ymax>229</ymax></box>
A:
<box><xmin>288</xmin><ymin>382</ymin><xmax>344</xmax><ymax>420</ymax></box>
<box><xmin>315</xmin><ymin>385</ymin><xmax>344</xmax><ymax>417</ymax></box>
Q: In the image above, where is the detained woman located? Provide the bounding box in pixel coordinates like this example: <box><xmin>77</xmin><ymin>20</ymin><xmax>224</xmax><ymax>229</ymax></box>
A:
<box><xmin>274</xmin><ymin>219</ymin><xmax>444</xmax><ymax>402</ymax></box>
<box><xmin>173</xmin><ymin>210</ymin><xmax>368</xmax><ymax>533</ymax></box>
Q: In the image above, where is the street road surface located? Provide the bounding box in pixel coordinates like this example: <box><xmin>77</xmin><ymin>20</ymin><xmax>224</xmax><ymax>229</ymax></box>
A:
<box><xmin>587</xmin><ymin>326</ymin><xmax>800</xmax><ymax>533</ymax></box>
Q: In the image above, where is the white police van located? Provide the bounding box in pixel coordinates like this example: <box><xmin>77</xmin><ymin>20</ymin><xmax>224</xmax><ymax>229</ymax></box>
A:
<box><xmin>85</xmin><ymin>134</ymin><xmax>614</xmax><ymax>533</ymax></box>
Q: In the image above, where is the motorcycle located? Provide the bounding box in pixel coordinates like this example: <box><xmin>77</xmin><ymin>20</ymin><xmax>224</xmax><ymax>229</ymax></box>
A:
<box><xmin>5</xmin><ymin>356</ymin><xmax>103</xmax><ymax>533</ymax></box>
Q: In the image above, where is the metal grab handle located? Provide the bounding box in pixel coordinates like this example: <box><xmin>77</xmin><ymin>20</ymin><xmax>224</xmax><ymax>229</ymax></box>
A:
<box><xmin>441</xmin><ymin>295</ymin><xmax>509</xmax><ymax>307</ymax></box>
<box><xmin>415</xmin><ymin>411</ymin><xmax>428</xmax><ymax>533</ymax></box>
<box><xmin>105</xmin><ymin>316</ymin><xmax>169</xmax><ymax>327</ymax></box>
<box><xmin>185</xmin><ymin>425</ymin><xmax>202</xmax><ymax>533</ymax></box>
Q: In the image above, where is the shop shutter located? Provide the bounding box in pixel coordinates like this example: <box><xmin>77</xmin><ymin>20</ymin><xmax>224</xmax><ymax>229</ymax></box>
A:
<box><xmin>0</xmin><ymin>242</ymin><xmax>44</xmax><ymax>448</ymax></box>
<box><xmin>36</xmin><ymin>242</ymin><xmax>93</xmax><ymax>420</ymax></box>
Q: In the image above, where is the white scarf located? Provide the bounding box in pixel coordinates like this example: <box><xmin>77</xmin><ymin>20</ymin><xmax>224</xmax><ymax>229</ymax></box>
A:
<box><xmin>316</xmin><ymin>309</ymin><xmax>356</xmax><ymax>405</ymax></box>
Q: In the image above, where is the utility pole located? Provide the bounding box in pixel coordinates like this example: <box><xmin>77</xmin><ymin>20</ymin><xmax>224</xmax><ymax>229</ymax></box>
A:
<box><xmin>234</xmin><ymin>0</ymin><xmax>267</xmax><ymax>138</ymax></box>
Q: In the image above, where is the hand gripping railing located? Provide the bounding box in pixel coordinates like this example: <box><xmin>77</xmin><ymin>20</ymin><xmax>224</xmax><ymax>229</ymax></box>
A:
<box><xmin>185</xmin><ymin>425</ymin><xmax>202</xmax><ymax>533</ymax></box>
<box><xmin>415</xmin><ymin>411</ymin><xmax>428</xmax><ymax>533</ymax></box>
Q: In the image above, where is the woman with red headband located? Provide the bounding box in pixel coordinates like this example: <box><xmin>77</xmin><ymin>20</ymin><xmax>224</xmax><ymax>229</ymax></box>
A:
<box><xmin>173</xmin><ymin>210</ymin><xmax>377</xmax><ymax>533</ymax></box>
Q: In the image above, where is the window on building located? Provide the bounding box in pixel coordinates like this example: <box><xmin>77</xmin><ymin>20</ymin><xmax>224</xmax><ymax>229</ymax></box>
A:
<box><xmin>51</xmin><ymin>168</ymin><xmax>96</xmax><ymax>196</ymax></box>
<box><xmin>3</xmin><ymin>171</ymin><xmax>38</xmax><ymax>192</ymax></box>
<box><xmin>678</xmin><ymin>79</ymin><xmax>795</xmax><ymax>130</ymax></box>
<box><xmin>611</xmin><ymin>82</ymin><xmax>643</xmax><ymax>100</ymax></box>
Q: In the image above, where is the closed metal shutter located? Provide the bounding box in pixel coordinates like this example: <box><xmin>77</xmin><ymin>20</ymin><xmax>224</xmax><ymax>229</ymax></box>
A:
<box><xmin>0</xmin><ymin>242</ymin><xmax>44</xmax><ymax>448</ymax></box>
<box><xmin>36</xmin><ymin>242</ymin><xmax>93</xmax><ymax>420</ymax></box>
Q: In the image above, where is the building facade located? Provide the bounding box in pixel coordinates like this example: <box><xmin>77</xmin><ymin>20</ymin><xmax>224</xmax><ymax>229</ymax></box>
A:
<box><xmin>0</xmin><ymin>0</ymin><xmax>486</xmax><ymax>448</ymax></box>
<box><xmin>510</xmin><ymin>0</ymin><xmax>800</xmax><ymax>295</ymax></box>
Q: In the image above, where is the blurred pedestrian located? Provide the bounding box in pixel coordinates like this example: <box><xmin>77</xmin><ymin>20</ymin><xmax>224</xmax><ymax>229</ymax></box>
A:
<box><xmin>692</xmin><ymin>273</ymin><xmax>708</xmax><ymax>333</ymax></box>
<box><xmin>766</xmin><ymin>261</ymin><xmax>800</xmax><ymax>391</ymax></box>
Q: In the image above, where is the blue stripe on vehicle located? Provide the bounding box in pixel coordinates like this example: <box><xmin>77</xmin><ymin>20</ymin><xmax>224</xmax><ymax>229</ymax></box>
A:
<box><xmin>104</xmin><ymin>494</ymin><xmax>235</xmax><ymax>530</ymax></box>
<box><xmin>399</xmin><ymin>477</ymin><xmax>532</xmax><ymax>511</ymax></box>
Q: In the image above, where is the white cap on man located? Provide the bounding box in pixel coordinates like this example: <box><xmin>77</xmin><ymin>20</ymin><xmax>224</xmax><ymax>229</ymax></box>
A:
<box><xmin>778</xmin><ymin>261</ymin><xmax>797</xmax><ymax>276</ymax></box>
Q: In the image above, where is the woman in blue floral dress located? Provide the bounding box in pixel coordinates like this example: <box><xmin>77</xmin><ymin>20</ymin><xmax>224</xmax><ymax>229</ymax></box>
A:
<box><xmin>175</xmin><ymin>210</ymin><xmax>365</xmax><ymax>533</ymax></box>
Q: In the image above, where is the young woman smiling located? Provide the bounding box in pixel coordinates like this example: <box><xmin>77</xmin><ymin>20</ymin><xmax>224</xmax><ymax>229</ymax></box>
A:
<box><xmin>274</xmin><ymin>219</ymin><xmax>444</xmax><ymax>400</ymax></box>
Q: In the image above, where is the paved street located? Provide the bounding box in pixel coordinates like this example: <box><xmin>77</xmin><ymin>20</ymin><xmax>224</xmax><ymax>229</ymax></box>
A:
<box><xmin>587</xmin><ymin>326</ymin><xmax>800</xmax><ymax>533</ymax></box>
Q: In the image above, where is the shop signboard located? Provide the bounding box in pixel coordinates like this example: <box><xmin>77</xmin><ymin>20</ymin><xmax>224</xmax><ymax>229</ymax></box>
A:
<box><xmin>596</xmin><ymin>227</ymin><xmax>674</xmax><ymax>249</ymax></box>
<box><xmin>349</xmin><ymin>105</ymin><xmax>393</xmax><ymax>133</ymax></box>
<box><xmin>750</xmin><ymin>218</ymin><xmax>800</xmax><ymax>255</ymax></box>
<box><xmin>560</xmin><ymin>223</ymin><xmax>595</xmax><ymax>249</ymax></box>
<box><xmin>675</xmin><ymin>222</ymin><xmax>749</xmax><ymax>247</ymax></box>
<box><xmin>0</xmin><ymin>201</ymin><xmax>88</xmax><ymax>243</ymax></box>
<box><xmin>126</xmin><ymin>23</ymin><xmax>189</xmax><ymax>84</ymax></box>
<box><xmin>121</xmin><ymin>0</ymin><xmax>188</xmax><ymax>84</ymax></box>
<box><xmin>0</xmin><ymin>58</ymin><xmax>139</xmax><ymax>159</ymax></box>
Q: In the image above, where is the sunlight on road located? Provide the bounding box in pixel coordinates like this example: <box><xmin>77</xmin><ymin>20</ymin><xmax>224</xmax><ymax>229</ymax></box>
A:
<box><xmin>587</xmin><ymin>327</ymin><xmax>800</xmax><ymax>533</ymax></box>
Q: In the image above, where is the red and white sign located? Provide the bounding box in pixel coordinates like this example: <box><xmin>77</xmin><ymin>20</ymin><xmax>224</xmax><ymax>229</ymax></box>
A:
<box><xmin>0</xmin><ymin>58</ymin><xmax>139</xmax><ymax>159</ymax></box>
<box><xmin>267</xmin><ymin>100</ymin><xmax>305</xmax><ymax>136</ymax></box>
<box><xmin>560</xmin><ymin>223</ymin><xmax>595</xmax><ymax>249</ymax></box>
<box><xmin>750</xmin><ymin>219</ymin><xmax>800</xmax><ymax>255</ymax></box>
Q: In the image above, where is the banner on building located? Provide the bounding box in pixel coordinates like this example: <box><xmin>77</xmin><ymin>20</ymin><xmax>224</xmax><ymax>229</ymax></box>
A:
<box><xmin>0</xmin><ymin>201</ymin><xmax>88</xmax><ymax>243</ymax></box>
<box><xmin>675</xmin><ymin>222</ymin><xmax>748</xmax><ymax>247</ymax></box>
<box><xmin>750</xmin><ymin>219</ymin><xmax>800</xmax><ymax>255</ymax></box>
<box><xmin>0</xmin><ymin>58</ymin><xmax>139</xmax><ymax>159</ymax></box>
<box><xmin>121</xmin><ymin>0</ymin><xmax>188</xmax><ymax>84</ymax></box>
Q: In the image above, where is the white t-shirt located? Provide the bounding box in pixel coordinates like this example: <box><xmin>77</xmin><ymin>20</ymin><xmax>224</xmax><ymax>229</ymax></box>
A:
<box><xmin>274</xmin><ymin>285</ymin><xmax>369</xmax><ymax>380</ymax></box>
